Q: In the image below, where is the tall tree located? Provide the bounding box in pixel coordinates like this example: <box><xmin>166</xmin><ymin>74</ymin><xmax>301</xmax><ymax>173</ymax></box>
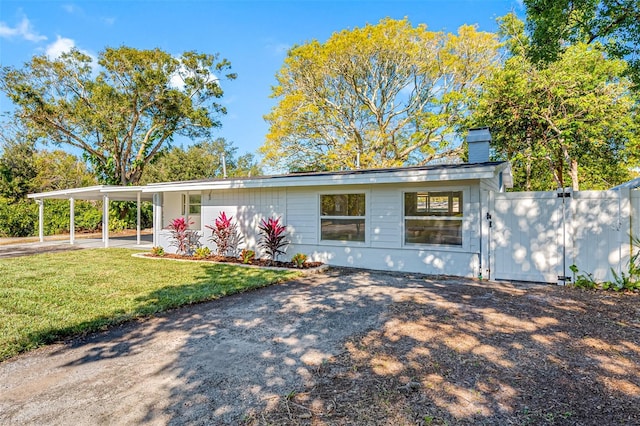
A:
<box><xmin>0</xmin><ymin>139</ymin><xmax>38</xmax><ymax>201</ymax></box>
<box><xmin>260</xmin><ymin>18</ymin><xmax>500</xmax><ymax>172</ymax></box>
<box><xmin>141</xmin><ymin>138</ymin><xmax>261</xmax><ymax>183</ymax></box>
<box><xmin>32</xmin><ymin>150</ymin><xmax>96</xmax><ymax>192</ymax></box>
<box><xmin>474</xmin><ymin>15</ymin><xmax>638</xmax><ymax>191</ymax></box>
<box><xmin>0</xmin><ymin>46</ymin><xmax>236</xmax><ymax>185</ymax></box>
<box><xmin>524</xmin><ymin>0</ymin><xmax>640</xmax><ymax>86</ymax></box>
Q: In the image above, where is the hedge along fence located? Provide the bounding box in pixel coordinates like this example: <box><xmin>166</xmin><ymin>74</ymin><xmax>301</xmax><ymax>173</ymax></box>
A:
<box><xmin>0</xmin><ymin>198</ymin><xmax>154</xmax><ymax>237</ymax></box>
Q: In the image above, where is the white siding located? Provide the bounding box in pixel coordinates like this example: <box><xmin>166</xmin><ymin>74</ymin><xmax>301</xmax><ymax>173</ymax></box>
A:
<box><xmin>156</xmin><ymin>181</ymin><xmax>489</xmax><ymax>278</ymax></box>
<box><xmin>370</xmin><ymin>186</ymin><xmax>402</xmax><ymax>248</ymax></box>
<box><xmin>286</xmin><ymin>188</ymin><xmax>318</xmax><ymax>244</ymax></box>
<box><xmin>201</xmin><ymin>188</ymin><xmax>286</xmax><ymax>257</ymax></box>
<box><xmin>162</xmin><ymin>192</ymin><xmax>182</xmax><ymax>228</ymax></box>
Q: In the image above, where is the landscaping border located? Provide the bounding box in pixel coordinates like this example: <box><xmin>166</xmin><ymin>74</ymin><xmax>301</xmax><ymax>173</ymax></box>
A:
<box><xmin>131</xmin><ymin>252</ymin><xmax>329</xmax><ymax>274</ymax></box>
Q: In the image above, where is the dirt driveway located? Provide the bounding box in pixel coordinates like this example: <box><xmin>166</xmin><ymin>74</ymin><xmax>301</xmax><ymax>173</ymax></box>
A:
<box><xmin>1</xmin><ymin>269</ymin><xmax>639</xmax><ymax>425</ymax></box>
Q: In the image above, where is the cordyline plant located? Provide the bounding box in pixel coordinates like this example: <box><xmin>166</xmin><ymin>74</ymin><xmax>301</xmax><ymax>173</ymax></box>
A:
<box><xmin>258</xmin><ymin>216</ymin><xmax>289</xmax><ymax>264</ymax></box>
<box><xmin>205</xmin><ymin>212</ymin><xmax>242</xmax><ymax>256</ymax></box>
<box><xmin>167</xmin><ymin>217</ymin><xmax>201</xmax><ymax>255</ymax></box>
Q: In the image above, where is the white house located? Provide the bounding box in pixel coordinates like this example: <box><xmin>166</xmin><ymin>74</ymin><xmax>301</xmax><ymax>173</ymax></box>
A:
<box><xmin>143</xmin><ymin>128</ymin><xmax>511</xmax><ymax>278</ymax></box>
<box><xmin>28</xmin><ymin>128</ymin><xmax>518</xmax><ymax>279</ymax></box>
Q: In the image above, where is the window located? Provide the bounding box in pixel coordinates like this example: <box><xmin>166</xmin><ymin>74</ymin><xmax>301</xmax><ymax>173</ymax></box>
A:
<box><xmin>320</xmin><ymin>193</ymin><xmax>365</xmax><ymax>242</ymax></box>
<box><xmin>182</xmin><ymin>193</ymin><xmax>201</xmax><ymax>229</ymax></box>
<box><xmin>404</xmin><ymin>191</ymin><xmax>463</xmax><ymax>245</ymax></box>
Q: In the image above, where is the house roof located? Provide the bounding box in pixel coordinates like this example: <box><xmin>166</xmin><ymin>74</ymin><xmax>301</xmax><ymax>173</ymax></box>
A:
<box><xmin>610</xmin><ymin>177</ymin><xmax>640</xmax><ymax>190</ymax></box>
<box><xmin>27</xmin><ymin>185</ymin><xmax>153</xmax><ymax>201</ymax></box>
<box><xmin>26</xmin><ymin>162</ymin><xmax>512</xmax><ymax>200</ymax></box>
<box><xmin>143</xmin><ymin>161</ymin><xmax>513</xmax><ymax>193</ymax></box>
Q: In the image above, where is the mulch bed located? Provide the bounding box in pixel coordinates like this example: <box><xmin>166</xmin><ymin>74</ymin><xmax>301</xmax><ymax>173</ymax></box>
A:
<box><xmin>245</xmin><ymin>275</ymin><xmax>640</xmax><ymax>425</ymax></box>
<box><xmin>144</xmin><ymin>253</ymin><xmax>324</xmax><ymax>269</ymax></box>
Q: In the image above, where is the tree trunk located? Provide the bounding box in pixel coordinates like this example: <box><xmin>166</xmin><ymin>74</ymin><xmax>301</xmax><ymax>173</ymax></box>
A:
<box><xmin>570</xmin><ymin>158</ymin><xmax>579</xmax><ymax>191</ymax></box>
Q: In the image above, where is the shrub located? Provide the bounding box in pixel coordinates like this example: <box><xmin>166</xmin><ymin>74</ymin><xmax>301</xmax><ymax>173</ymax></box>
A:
<box><xmin>151</xmin><ymin>246</ymin><xmax>165</xmax><ymax>256</ymax></box>
<box><xmin>291</xmin><ymin>253</ymin><xmax>308</xmax><ymax>268</ymax></box>
<box><xmin>240</xmin><ymin>249</ymin><xmax>255</xmax><ymax>264</ymax></box>
<box><xmin>194</xmin><ymin>246</ymin><xmax>211</xmax><ymax>259</ymax></box>
<box><xmin>258</xmin><ymin>217</ymin><xmax>289</xmax><ymax>263</ymax></box>
<box><xmin>205</xmin><ymin>211</ymin><xmax>242</xmax><ymax>256</ymax></box>
<box><xmin>569</xmin><ymin>264</ymin><xmax>597</xmax><ymax>290</ymax></box>
<box><xmin>167</xmin><ymin>217</ymin><xmax>201</xmax><ymax>255</ymax></box>
<box><xmin>0</xmin><ymin>198</ymin><xmax>37</xmax><ymax>237</ymax></box>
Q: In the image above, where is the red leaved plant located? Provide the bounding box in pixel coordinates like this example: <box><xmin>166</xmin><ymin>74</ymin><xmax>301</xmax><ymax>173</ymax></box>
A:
<box><xmin>167</xmin><ymin>217</ymin><xmax>200</xmax><ymax>255</ymax></box>
<box><xmin>258</xmin><ymin>216</ymin><xmax>289</xmax><ymax>263</ymax></box>
<box><xmin>205</xmin><ymin>212</ymin><xmax>242</xmax><ymax>256</ymax></box>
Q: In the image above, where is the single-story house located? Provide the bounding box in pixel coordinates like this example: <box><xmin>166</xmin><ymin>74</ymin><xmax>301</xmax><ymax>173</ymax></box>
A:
<box><xmin>28</xmin><ymin>128</ymin><xmax>512</xmax><ymax>278</ymax></box>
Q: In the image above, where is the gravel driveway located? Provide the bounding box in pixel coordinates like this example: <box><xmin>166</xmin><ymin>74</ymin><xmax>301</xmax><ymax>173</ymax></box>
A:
<box><xmin>0</xmin><ymin>268</ymin><xmax>463</xmax><ymax>425</ymax></box>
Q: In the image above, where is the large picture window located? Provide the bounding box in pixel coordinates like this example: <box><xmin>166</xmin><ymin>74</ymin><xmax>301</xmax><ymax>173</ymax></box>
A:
<box><xmin>320</xmin><ymin>193</ymin><xmax>365</xmax><ymax>242</ymax></box>
<box><xmin>404</xmin><ymin>191</ymin><xmax>463</xmax><ymax>245</ymax></box>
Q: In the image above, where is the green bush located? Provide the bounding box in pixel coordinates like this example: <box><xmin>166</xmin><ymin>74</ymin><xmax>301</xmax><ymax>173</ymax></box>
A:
<box><xmin>0</xmin><ymin>198</ymin><xmax>37</xmax><ymax>237</ymax></box>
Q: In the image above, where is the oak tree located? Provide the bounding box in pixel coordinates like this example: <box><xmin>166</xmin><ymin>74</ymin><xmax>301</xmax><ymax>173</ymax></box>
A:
<box><xmin>0</xmin><ymin>46</ymin><xmax>236</xmax><ymax>185</ymax></box>
<box><xmin>261</xmin><ymin>18</ymin><xmax>500</xmax><ymax>172</ymax></box>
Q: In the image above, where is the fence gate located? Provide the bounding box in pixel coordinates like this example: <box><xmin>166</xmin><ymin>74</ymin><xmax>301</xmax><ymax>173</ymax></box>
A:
<box><xmin>490</xmin><ymin>190</ymin><xmax>630</xmax><ymax>284</ymax></box>
<box><xmin>490</xmin><ymin>190</ymin><xmax>571</xmax><ymax>283</ymax></box>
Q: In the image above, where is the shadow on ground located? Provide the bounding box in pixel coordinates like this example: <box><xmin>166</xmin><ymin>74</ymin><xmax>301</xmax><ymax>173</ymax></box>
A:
<box><xmin>254</xmin><ymin>272</ymin><xmax>640</xmax><ymax>425</ymax></box>
<box><xmin>1</xmin><ymin>268</ymin><xmax>638</xmax><ymax>425</ymax></box>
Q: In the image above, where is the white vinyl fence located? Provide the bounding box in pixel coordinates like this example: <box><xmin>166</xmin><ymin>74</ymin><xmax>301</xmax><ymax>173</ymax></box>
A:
<box><xmin>490</xmin><ymin>188</ymin><xmax>637</xmax><ymax>284</ymax></box>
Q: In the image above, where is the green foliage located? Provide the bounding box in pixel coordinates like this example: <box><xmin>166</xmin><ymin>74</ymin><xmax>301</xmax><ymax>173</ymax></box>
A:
<box><xmin>524</xmin><ymin>0</ymin><xmax>640</xmax><ymax>88</ymax></box>
<box><xmin>474</xmin><ymin>16</ymin><xmax>638</xmax><ymax>190</ymax></box>
<box><xmin>571</xmin><ymin>236</ymin><xmax>640</xmax><ymax>291</ymax></box>
<box><xmin>0</xmin><ymin>46</ymin><xmax>236</xmax><ymax>185</ymax></box>
<box><xmin>194</xmin><ymin>246</ymin><xmax>211</xmax><ymax>259</ymax></box>
<box><xmin>607</xmin><ymin>238</ymin><xmax>640</xmax><ymax>291</ymax></box>
<box><xmin>240</xmin><ymin>249</ymin><xmax>255</xmax><ymax>264</ymax></box>
<box><xmin>291</xmin><ymin>253</ymin><xmax>308</xmax><ymax>268</ymax></box>
<box><xmin>0</xmin><ymin>139</ymin><xmax>38</xmax><ymax>202</ymax></box>
<box><xmin>0</xmin><ymin>197</ymin><xmax>37</xmax><ymax>237</ymax></box>
<box><xmin>141</xmin><ymin>138</ymin><xmax>262</xmax><ymax>184</ymax></box>
<box><xmin>0</xmin><ymin>249</ymin><xmax>299</xmax><ymax>361</ymax></box>
<box><xmin>150</xmin><ymin>246</ymin><xmax>165</xmax><ymax>257</ymax></box>
<box><xmin>262</xmin><ymin>18</ymin><xmax>500</xmax><ymax>172</ymax></box>
<box><xmin>569</xmin><ymin>264</ymin><xmax>598</xmax><ymax>290</ymax></box>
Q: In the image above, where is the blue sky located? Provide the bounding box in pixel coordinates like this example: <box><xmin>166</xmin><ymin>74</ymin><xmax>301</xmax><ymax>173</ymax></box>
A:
<box><xmin>0</xmin><ymin>0</ymin><xmax>524</xmax><ymax>160</ymax></box>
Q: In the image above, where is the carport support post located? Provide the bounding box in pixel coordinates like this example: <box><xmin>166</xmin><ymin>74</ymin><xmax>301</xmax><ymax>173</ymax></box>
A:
<box><xmin>103</xmin><ymin>194</ymin><xmax>110</xmax><ymax>248</ymax></box>
<box><xmin>69</xmin><ymin>197</ymin><xmax>75</xmax><ymax>245</ymax></box>
<box><xmin>136</xmin><ymin>192</ymin><xmax>141</xmax><ymax>245</ymax></box>
<box><xmin>37</xmin><ymin>199</ymin><xmax>44</xmax><ymax>242</ymax></box>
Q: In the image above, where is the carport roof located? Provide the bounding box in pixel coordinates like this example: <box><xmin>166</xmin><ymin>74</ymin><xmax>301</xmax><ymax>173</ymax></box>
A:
<box><xmin>27</xmin><ymin>185</ymin><xmax>153</xmax><ymax>202</ymax></box>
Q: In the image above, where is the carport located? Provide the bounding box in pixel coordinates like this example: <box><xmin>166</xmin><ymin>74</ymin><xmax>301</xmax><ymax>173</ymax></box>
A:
<box><xmin>27</xmin><ymin>186</ymin><xmax>154</xmax><ymax>248</ymax></box>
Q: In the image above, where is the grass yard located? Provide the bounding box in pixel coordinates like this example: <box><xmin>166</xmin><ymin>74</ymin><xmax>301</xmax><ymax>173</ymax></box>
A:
<box><xmin>0</xmin><ymin>248</ymin><xmax>300</xmax><ymax>361</ymax></box>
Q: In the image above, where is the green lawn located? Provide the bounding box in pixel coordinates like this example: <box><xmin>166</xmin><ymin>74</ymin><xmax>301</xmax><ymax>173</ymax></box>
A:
<box><xmin>0</xmin><ymin>249</ymin><xmax>300</xmax><ymax>361</ymax></box>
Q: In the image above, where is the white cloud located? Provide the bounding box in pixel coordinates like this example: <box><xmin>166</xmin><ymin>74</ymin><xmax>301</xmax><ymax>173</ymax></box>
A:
<box><xmin>44</xmin><ymin>36</ymin><xmax>98</xmax><ymax>74</ymax></box>
<box><xmin>45</xmin><ymin>36</ymin><xmax>77</xmax><ymax>59</ymax></box>
<box><xmin>0</xmin><ymin>16</ymin><xmax>47</xmax><ymax>42</ymax></box>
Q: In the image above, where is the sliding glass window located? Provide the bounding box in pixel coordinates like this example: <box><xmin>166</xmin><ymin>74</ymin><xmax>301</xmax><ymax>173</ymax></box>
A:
<box><xmin>404</xmin><ymin>191</ymin><xmax>463</xmax><ymax>246</ymax></box>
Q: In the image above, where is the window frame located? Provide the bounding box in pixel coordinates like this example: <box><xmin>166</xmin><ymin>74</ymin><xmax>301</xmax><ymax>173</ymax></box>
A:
<box><xmin>403</xmin><ymin>189</ymin><xmax>466</xmax><ymax>248</ymax></box>
<box><xmin>318</xmin><ymin>191</ymin><xmax>369</xmax><ymax>245</ymax></box>
<box><xmin>181</xmin><ymin>192</ymin><xmax>202</xmax><ymax>231</ymax></box>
